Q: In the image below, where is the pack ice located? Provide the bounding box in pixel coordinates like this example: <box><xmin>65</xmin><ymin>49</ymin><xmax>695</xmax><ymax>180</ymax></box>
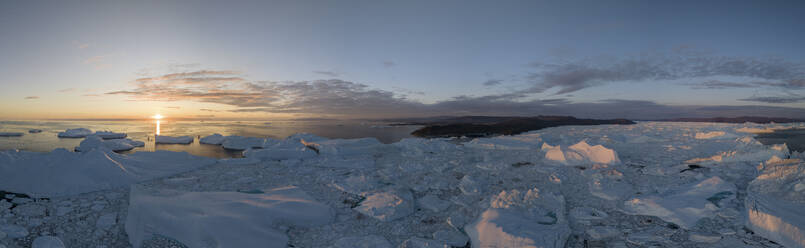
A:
<box><xmin>0</xmin><ymin>121</ymin><xmax>802</xmax><ymax>247</ymax></box>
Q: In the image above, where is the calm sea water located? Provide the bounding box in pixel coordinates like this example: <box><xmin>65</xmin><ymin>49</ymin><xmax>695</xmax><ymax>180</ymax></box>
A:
<box><xmin>756</xmin><ymin>128</ymin><xmax>805</xmax><ymax>153</ymax></box>
<box><xmin>0</xmin><ymin>120</ymin><xmax>421</xmax><ymax>158</ymax></box>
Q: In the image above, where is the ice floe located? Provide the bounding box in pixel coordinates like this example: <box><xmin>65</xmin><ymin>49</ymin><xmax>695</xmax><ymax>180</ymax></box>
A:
<box><xmin>199</xmin><ymin>133</ymin><xmax>226</xmax><ymax>145</ymax></box>
<box><xmin>75</xmin><ymin>135</ymin><xmax>144</xmax><ymax>152</ymax></box>
<box><xmin>57</xmin><ymin>128</ymin><xmax>93</xmax><ymax>138</ymax></box>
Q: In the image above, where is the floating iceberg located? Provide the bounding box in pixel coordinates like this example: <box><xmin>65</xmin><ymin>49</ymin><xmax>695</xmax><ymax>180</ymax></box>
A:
<box><xmin>57</xmin><ymin>128</ymin><xmax>93</xmax><ymax>138</ymax></box>
<box><xmin>75</xmin><ymin>136</ymin><xmax>144</xmax><ymax>152</ymax></box>
<box><xmin>28</xmin><ymin>129</ymin><xmax>42</xmax><ymax>133</ymax></box>
<box><xmin>623</xmin><ymin>176</ymin><xmax>736</xmax><ymax>229</ymax></box>
<box><xmin>0</xmin><ymin>148</ymin><xmax>215</xmax><ymax>197</ymax></box>
<box><xmin>155</xmin><ymin>135</ymin><xmax>193</xmax><ymax>144</ymax></box>
<box><xmin>0</xmin><ymin>132</ymin><xmax>23</xmax><ymax>137</ymax></box>
<box><xmin>125</xmin><ymin>186</ymin><xmax>334</xmax><ymax>248</ymax></box>
<box><xmin>94</xmin><ymin>131</ymin><xmax>127</xmax><ymax>139</ymax></box>
<box><xmin>745</xmin><ymin>160</ymin><xmax>805</xmax><ymax>248</ymax></box>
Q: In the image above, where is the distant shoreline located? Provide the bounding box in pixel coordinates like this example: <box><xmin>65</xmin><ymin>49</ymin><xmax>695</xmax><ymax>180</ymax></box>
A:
<box><xmin>408</xmin><ymin>116</ymin><xmax>635</xmax><ymax>138</ymax></box>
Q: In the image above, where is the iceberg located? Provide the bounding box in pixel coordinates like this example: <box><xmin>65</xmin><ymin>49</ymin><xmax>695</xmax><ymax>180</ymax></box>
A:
<box><xmin>745</xmin><ymin>160</ymin><xmax>805</xmax><ymax>248</ymax></box>
<box><xmin>155</xmin><ymin>135</ymin><xmax>193</xmax><ymax>144</ymax></box>
<box><xmin>0</xmin><ymin>148</ymin><xmax>215</xmax><ymax>197</ymax></box>
<box><xmin>125</xmin><ymin>186</ymin><xmax>334</xmax><ymax>248</ymax></box>
<box><xmin>543</xmin><ymin>141</ymin><xmax>620</xmax><ymax>165</ymax></box>
<box><xmin>57</xmin><ymin>128</ymin><xmax>93</xmax><ymax>138</ymax></box>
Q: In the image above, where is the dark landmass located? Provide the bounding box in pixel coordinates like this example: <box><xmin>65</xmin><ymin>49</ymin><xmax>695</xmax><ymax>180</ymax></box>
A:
<box><xmin>410</xmin><ymin>116</ymin><xmax>635</xmax><ymax>138</ymax></box>
<box><xmin>659</xmin><ymin>116</ymin><xmax>805</xmax><ymax>124</ymax></box>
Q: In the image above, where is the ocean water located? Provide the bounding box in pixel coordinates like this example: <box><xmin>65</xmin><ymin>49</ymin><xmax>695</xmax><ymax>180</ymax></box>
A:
<box><xmin>0</xmin><ymin>120</ymin><xmax>421</xmax><ymax>158</ymax></box>
<box><xmin>756</xmin><ymin>128</ymin><xmax>805</xmax><ymax>153</ymax></box>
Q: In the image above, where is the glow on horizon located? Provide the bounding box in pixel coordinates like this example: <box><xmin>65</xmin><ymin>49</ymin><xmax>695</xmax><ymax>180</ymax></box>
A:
<box><xmin>152</xmin><ymin>114</ymin><xmax>163</xmax><ymax>120</ymax></box>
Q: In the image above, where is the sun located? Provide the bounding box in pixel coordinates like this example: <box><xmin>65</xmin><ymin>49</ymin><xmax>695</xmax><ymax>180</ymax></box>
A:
<box><xmin>152</xmin><ymin>114</ymin><xmax>164</xmax><ymax>120</ymax></box>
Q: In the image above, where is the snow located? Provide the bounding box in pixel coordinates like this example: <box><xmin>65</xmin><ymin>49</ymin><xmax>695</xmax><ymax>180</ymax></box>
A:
<box><xmin>0</xmin><ymin>148</ymin><xmax>215</xmax><ymax>197</ymax></box>
<box><xmin>745</xmin><ymin>159</ymin><xmax>805</xmax><ymax>248</ymax></box>
<box><xmin>57</xmin><ymin>128</ymin><xmax>93</xmax><ymax>138</ymax></box>
<box><xmin>125</xmin><ymin>185</ymin><xmax>334</xmax><ymax>248</ymax></box>
<box><xmin>695</xmin><ymin>131</ymin><xmax>727</xmax><ymax>139</ymax></box>
<box><xmin>154</xmin><ymin>135</ymin><xmax>193</xmax><ymax>144</ymax></box>
<box><xmin>0</xmin><ymin>132</ymin><xmax>23</xmax><ymax>137</ymax></box>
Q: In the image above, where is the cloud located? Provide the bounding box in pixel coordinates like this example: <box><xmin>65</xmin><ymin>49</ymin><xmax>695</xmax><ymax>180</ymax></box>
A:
<box><xmin>739</xmin><ymin>95</ymin><xmax>805</xmax><ymax>104</ymax></box>
<box><xmin>199</xmin><ymin>108</ymin><xmax>220</xmax><ymax>112</ymax></box>
<box><xmin>482</xmin><ymin>79</ymin><xmax>503</xmax><ymax>86</ymax></box>
<box><xmin>383</xmin><ymin>61</ymin><xmax>396</xmax><ymax>67</ymax></box>
<box><xmin>108</xmin><ymin>69</ymin><xmax>805</xmax><ymax>119</ymax></box>
<box><xmin>312</xmin><ymin>70</ymin><xmax>340</xmax><ymax>77</ymax></box>
<box><xmin>58</xmin><ymin>88</ymin><xmax>76</xmax><ymax>93</ymax></box>
<box><xmin>165</xmin><ymin>106</ymin><xmax>181</xmax><ymax>109</ymax></box>
<box><xmin>24</xmin><ymin>96</ymin><xmax>39</xmax><ymax>100</ymax></box>
<box><xmin>526</xmin><ymin>54</ymin><xmax>805</xmax><ymax>94</ymax></box>
<box><xmin>684</xmin><ymin>80</ymin><xmax>759</xmax><ymax>89</ymax></box>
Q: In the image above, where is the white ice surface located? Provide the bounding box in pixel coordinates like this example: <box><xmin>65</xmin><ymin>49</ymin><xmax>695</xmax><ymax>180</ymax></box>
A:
<box><xmin>125</xmin><ymin>185</ymin><xmax>334</xmax><ymax>248</ymax></box>
<box><xmin>94</xmin><ymin>131</ymin><xmax>127</xmax><ymax>139</ymax></box>
<box><xmin>199</xmin><ymin>133</ymin><xmax>226</xmax><ymax>145</ymax></box>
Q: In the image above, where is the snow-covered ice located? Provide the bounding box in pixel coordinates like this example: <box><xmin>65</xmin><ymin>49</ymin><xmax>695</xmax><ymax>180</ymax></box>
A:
<box><xmin>125</xmin><ymin>185</ymin><xmax>334</xmax><ymax>248</ymax></box>
<box><xmin>57</xmin><ymin>128</ymin><xmax>93</xmax><ymax>138</ymax></box>
<box><xmin>745</xmin><ymin>159</ymin><xmax>805</xmax><ymax>248</ymax></box>
<box><xmin>154</xmin><ymin>135</ymin><xmax>193</xmax><ymax>144</ymax></box>
<box><xmin>221</xmin><ymin>135</ymin><xmax>265</xmax><ymax>150</ymax></box>
<box><xmin>0</xmin><ymin>148</ymin><xmax>215</xmax><ymax>197</ymax></box>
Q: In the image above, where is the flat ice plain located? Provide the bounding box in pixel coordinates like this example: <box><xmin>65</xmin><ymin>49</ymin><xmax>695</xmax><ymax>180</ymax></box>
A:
<box><xmin>0</xmin><ymin>121</ymin><xmax>804</xmax><ymax>247</ymax></box>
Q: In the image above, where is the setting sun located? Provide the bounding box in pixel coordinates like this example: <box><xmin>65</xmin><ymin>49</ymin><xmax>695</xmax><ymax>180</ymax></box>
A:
<box><xmin>152</xmin><ymin>114</ymin><xmax>164</xmax><ymax>120</ymax></box>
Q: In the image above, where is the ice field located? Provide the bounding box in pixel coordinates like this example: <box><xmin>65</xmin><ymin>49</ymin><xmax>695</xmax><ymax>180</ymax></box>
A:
<box><xmin>1</xmin><ymin>121</ymin><xmax>804</xmax><ymax>247</ymax></box>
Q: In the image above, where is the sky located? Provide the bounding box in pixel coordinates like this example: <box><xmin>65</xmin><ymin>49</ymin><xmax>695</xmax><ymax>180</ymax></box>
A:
<box><xmin>2</xmin><ymin>0</ymin><xmax>805</xmax><ymax>120</ymax></box>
